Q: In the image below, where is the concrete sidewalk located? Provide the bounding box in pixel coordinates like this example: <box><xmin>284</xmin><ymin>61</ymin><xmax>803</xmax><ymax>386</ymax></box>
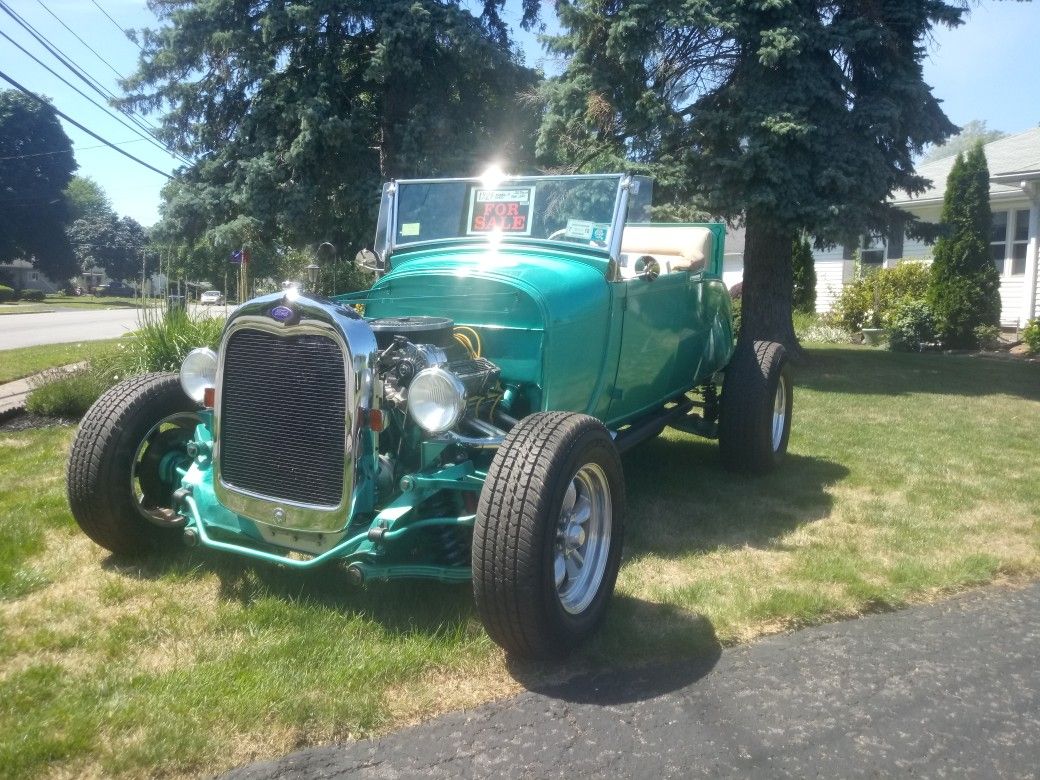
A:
<box><xmin>226</xmin><ymin>583</ymin><xmax>1040</xmax><ymax>779</ymax></box>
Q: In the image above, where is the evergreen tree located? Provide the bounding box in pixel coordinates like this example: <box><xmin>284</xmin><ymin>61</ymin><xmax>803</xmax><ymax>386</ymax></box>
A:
<box><xmin>541</xmin><ymin>1</ymin><xmax>963</xmax><ymax>352</ymax></box>
<box><xmin>926</xmin><ymin>143</ymin><xmax>1000</xmax><ymax>348</ymax></box>
<box><xmin>122</xmin><ymin>1</ymin><xmax>541</xmax><ymax>285</ymax></box>
<box><xmin>791</xmin><ymin>236</ymin><xmax>816</xmax><ymax>314</ymax></box>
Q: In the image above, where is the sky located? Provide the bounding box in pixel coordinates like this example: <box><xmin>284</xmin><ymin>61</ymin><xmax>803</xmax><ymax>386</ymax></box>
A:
<box><xmin>2</xmin><ymin>1</ymin><xmax>1038</xmax><ymax>229</ymax></box>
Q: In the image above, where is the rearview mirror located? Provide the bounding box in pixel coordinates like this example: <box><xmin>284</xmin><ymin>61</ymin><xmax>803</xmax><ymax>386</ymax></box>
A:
<box><xmin>355</xmin><ymin>248</ymin><xmax>382</xmax><ymax>273</ymax></box>
<box><xmin>633</xmin><ymin>255</ymin><xmax>660</xmax><ymax>282</ymax></box>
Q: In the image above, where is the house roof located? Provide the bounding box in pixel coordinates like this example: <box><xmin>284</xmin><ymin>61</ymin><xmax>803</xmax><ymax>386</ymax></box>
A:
<box><xmin>893</xmin><ymin>126</ymin><xmax>1040</xmax><ymax>206</ymax></box>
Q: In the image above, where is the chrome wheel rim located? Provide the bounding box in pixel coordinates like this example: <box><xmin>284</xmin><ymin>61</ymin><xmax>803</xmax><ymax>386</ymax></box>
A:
<box><xmin>554</xmin><ymin>463</ymin><xmax>612</xmax><ymax>615</ymax></box>
<box><xmin>771</xmin><ymin>376</ymin><xmax>786</xmax><ymax>452</ymax></box>
<box><xmin>130</xmin><ymin>412</ymin><xmax>200</xmax><ymax>525</ymax></box>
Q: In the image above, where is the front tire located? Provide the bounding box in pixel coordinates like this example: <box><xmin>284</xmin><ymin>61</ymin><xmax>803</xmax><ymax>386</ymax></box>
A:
<box><xmin>718</xmin><ymin>340</ymin><xmax>792</xmax><ymax>474</ymax></box>
<box><xmin>473</xmin><ymin>412</ymin><xmax>625</xmax><ymax>659</ymax></box>
<box><xmin>67</xmin><ymin>372</ymin><xmax>200</xmax><ymax>556</ymax></box>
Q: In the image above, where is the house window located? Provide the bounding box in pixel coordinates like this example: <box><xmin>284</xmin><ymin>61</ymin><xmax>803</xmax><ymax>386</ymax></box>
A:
<box><xmin>991</xmin><ymin>211</ymin><xmax>1008</xmax><ymax>275</ymax></box>
<box><xmin>860</xmin><ymin>235</ymin><xmax>884</xmax><ymax>268</ymax></box>
<box><xmin>1011</xmin><ymin>209</ymin><xmax>1030</xmax><ymax>275</ymax></box>
<box><xmin>30</xmin><ymin>271</ymin><xmax>39</xmax><ymax>281</ymax></box>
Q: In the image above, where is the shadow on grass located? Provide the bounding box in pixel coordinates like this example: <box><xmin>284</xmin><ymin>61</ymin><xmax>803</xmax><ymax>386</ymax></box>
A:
<box><xmin>104</xmin><ymin>549</ymin><xmax>478</xmax><ymax>637</ymax></box>
<box><xmin>799</xmin><ymin>347</ymin><xmax>1040</xmax><ymax>400</ymax></box>
<box><xmin>103</xmin><ymin>434</ymin><xmax>843</xmax><ymax>697</ymax></box>
<box><xmin>621</xmin><ymin>438</ymin><xmax>849</xmax><ymax>559</ymax></box>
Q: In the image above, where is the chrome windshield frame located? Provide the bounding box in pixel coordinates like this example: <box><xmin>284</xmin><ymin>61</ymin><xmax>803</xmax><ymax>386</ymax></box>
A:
<box><xmin>382</xmin><ymin>173</ymin><xmax>635</xmax><ymax>265</ymax></box>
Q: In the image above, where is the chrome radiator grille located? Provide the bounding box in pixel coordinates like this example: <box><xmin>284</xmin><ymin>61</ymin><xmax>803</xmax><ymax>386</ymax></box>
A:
<box><xmin>219</xmin><ymin>328</ymin><xmax>347</xmax><ymax>507</ymax></box>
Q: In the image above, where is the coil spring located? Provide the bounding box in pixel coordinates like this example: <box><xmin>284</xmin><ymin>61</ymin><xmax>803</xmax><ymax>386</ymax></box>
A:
<box><xmin>439</xmin><ymin>526</ymin><xmax>469</xmax><ymax>567</ymax></box>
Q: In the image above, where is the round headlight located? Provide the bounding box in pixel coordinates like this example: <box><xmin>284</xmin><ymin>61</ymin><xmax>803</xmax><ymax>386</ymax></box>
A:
<box><xmin>179</xmin><ymin>347</ymin><xmax>218</xmax><ymax>403</ymax></box>
<box><xmin>407</xmin><ymin>367</ymin><xmax>466</xmax><ymax>434</ymax></box>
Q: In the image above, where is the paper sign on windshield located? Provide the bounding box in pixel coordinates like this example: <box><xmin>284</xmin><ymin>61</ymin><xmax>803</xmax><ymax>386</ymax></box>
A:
<box><xmin>564</xmin><ymin>219</ymin><xmax>610</xmax><ymax>242</ymax></box>
<box><xmin>468</xmin><ymin>187</ymin><xmax>535</xmax><ymax>235</ymax></box>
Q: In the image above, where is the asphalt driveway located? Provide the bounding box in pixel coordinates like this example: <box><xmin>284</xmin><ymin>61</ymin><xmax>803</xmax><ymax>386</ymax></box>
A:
<box><xmin>225</xmin><ymin>583</ymin><xmax>1040</xmax><ymax>778</ymax></box>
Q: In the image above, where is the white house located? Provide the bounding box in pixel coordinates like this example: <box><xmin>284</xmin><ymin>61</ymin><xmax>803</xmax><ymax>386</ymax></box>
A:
<box><xmin>813</xmin><ymin>127</ymin><xmax>1040</xmax><ymax>326</ymax></box>
<box><xmin>0</xmin><ymin>258</ymin><xmax>62</xmax><ymax>293</ymax></box>
<box><xmin>719</xmin><ymin>128</ymin><xmax>1040</xmax><ymax>327</ymax></box>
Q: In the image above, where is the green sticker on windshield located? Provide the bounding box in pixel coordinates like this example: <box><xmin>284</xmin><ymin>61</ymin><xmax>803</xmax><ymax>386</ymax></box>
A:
<box><xmin>564</xmin><ymin>219</ymin><xmax>610</xmax><ymax>242</ymax></box>
<box><xmin>400</xmin><ymin>223</ymin><xmax>421</xmax><ymax>237</ymax></box>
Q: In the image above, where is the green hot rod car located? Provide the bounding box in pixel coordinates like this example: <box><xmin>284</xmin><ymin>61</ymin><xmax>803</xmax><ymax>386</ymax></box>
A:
<box><xmin>67</xmin><ymin>173</ymin><xmax>792</xmax><ymax>658</ymax></box>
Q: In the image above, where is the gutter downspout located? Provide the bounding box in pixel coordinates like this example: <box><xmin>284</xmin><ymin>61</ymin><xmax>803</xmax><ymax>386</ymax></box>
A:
<box><xmin>1023</xmin><ymin>182</ymin><xmax>1040</xmax><ymax>327</ymax></box>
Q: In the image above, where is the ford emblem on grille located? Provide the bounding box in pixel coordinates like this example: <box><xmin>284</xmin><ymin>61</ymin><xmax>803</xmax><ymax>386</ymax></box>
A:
<box><xmin>270</xmin><ymin>305</ymin><xmax>294</xmax><ymax>323</ymax></box>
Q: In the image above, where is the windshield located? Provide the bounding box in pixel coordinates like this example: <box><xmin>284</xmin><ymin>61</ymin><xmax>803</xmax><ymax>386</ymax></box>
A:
<box><xmin>382</xmin><ymin>174</ymin><xmax>650</xmax><ymax>255</ymax></box>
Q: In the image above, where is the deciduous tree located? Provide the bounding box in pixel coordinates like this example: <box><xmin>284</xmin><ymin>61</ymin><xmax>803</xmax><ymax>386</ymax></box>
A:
<box><xmin>68</xmin><ymin>214</ymin><xmax>147</xmax><ymax>283</ymax></box>
<box><xmin>0</xmin><ymin>89</ymin><xmax>77</xmax><ymax>280</ymax></box>
<box><xmin>922</xmin><ymin>120</ymin><xmax>1007</xmax><ymax>164</ymax></box>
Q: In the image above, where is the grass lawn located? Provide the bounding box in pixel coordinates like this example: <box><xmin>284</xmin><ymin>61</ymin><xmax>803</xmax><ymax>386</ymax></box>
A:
<box><xmin>0</xmin><ymin>340</ymin><xmax>124</xmax><ymax>385</ymax></box>
<box><xmin>45</xmin><ymin>295</ymin><xmax>146</xmax><ymax>311</ymax></box>
<box><xmin>0</xmin><ymin>304</ymin><xmax>53</xmax><ymax>316</ymax></box>
<box><xmin>1</xmin><ymin>345</ymin><xmax>1038</xmax><ymax>777</ymax></box>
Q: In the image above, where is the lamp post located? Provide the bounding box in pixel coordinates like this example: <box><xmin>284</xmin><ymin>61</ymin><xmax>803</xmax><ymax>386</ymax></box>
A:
<box><xmin>316</xmin><ymin>242</ymin><xmax>336</xmax><ymax>294</ymax></box>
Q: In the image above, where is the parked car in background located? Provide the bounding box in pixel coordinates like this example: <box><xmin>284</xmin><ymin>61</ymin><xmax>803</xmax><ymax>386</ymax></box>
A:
<box><xmin>200</xmin><ymin>290</ymin><xmax>224</xmax><ymax>305</ymax></box>
<box><xmin>94</xmin><ymin>281</ymin><xmax>134</xmax><ymax>297</ymax></box>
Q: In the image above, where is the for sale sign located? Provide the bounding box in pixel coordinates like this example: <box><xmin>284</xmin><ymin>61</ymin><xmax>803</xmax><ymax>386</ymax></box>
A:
<box><xmin>467</xmin><ymin>187</ymin><xmax>535</xmax><ymax>235</ymax></box>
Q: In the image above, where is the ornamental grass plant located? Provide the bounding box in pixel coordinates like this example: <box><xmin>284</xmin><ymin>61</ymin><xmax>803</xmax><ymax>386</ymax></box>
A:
<box><xmin>25</xmin><ymin>307</ymin><xmax>225</xmax><ymax>418</ymax></box>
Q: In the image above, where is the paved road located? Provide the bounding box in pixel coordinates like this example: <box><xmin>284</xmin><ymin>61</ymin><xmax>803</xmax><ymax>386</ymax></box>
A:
<box><xmin>0</xmin><ymin>305</ymin><xmax>228</xmax><ymax>350</ymax></box>
<box><xmin>227</xmin><ymin>584</ymin><xmax>1040</xmax><ymax>779</ymax></box>
<box><xmin>0</xmin><ymin>308</ymin><xmax>143</xmax><ymax>349</ymax></box>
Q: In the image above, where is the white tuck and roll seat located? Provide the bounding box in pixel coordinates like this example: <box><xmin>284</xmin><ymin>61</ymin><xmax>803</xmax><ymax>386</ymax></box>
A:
<box><xmin>617</xmin><ymin>225</ymin><xmax>714</xmax><ymax>279</ymax></box>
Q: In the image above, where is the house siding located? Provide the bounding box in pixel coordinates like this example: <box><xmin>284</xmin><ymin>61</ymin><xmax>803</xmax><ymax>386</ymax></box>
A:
<box><xmin>814</xmin><ymin>247</ymin><xmax>852</xmax><ymax>313</ymax></box>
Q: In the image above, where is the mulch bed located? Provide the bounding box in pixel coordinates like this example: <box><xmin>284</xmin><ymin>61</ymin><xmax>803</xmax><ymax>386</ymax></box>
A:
<box><xmin>0</xmin><ymin>412</ymin><xmax>74</xmax><ymax>432</ymax></box>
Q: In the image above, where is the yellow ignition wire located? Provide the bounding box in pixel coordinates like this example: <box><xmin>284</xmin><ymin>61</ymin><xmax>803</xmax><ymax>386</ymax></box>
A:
<box><xmin>453</xmin><ymin>326</ymin><xmax>483</xmax><ymax>358</ymax></box>
<box><xmin>453</xmin><ymin>332</ymin><xmax>476</xmax><ymax>358</ymax></box>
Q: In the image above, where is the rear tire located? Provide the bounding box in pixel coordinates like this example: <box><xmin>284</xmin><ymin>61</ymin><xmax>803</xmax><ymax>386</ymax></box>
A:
<box><xmin>67</xmin><ymin>372</ymin><xmax>200</xmax><ymax>556</ymax></box>
<box><xmin>719</xmin><ymin>340</ymin><xmax>792</xmax><ymax>474</ymax></box>
<box><xmin>473</xmin><ymin>412</ymin><xmax>624</xmax><ymax>659</ymax></box>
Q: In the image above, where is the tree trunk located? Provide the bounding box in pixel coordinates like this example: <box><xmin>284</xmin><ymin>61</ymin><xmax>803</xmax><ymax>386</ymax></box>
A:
<box><xmin>740</xmin><ymin>212</ymin><xmax>803</xmax><ymax>358</ymax></box>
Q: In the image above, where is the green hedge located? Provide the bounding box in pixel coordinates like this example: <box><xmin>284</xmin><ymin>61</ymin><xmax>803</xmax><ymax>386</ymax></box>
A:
<box><xmin>0</xmin><ymin>285</ymin><xmax>13</xmax><ymax>303</ymax></box>
<box><xmin>20</xmin><ymin>289</ymin><xmax>45</xmax><ymax>302</ymax></box>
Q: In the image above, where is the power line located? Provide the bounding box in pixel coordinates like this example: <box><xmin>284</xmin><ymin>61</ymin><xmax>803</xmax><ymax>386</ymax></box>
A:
<box><xmin>0</xmin><ymin>27</ymin><xmax>183</xmax><ymax>161</ymax></box>
<box><xmin>90</xmin><ymin>0</ymin><xmax>141</xmax><ymax>50</ymax></box>
<box><xmin>36</xmin><ymin>0</ymin><xmax>125</xmax><ymax>80</ymax></box>
<box><xmin>0</xmin><ymin>0</ymin><xmax>189</xmax><ymax>164</ymax></box>
<box><xmin>0</xmin><ymin>138</ymin><xmax>148</xmax><ymax>162</ymax></box>
<box><xmin>0</xmin><ymin>68</ymin><xmax>172</xmax><ymax>178</ymax></box>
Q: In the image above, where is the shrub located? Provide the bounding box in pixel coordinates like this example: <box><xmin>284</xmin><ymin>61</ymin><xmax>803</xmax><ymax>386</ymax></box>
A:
<box><xmin>973</xmin><ymin>324</ymin><xmax>1001</xmax><ymax>351</ymax></box>
<box><xmin>831</xmin><ymin>262</ymin><xmax>930</xmax><ymax>332</ymax></box>
<box><xmin>20</xmin><ymin>289</ymin><xmax>45</xmax><ymax>302</ymax></box>
<box><xmin>0</xmin><ymin>285</ymin><xmax>14</xmax><ymax>303</ymax></box>
<box><xmin>792</xmin><ymin>236</ymin><xmax>816</xmax><ymax>313</ymax></box>
<box><xmin>926</xmin><ymin>144</ymin><xmax>1001</xmax><ymax>347</ymax></box>
<box><xmin>1021</xmin><ymin>319</ymin><xmax>1040</xmax><ymax>353</ymax></box>
<box><xmin>885</xmin><ymin>299</ymin><xmax>936</xmax><ymax>352</ymax></box>
<box><xmin>800</xmin><ymin>322</ymin><xmax>852</xmax><ymax>344</ymax></box>
<box><xmin>26</xmin><ymin>368</ymin><xmax>108</xmax><ymax>418</ymax></box>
